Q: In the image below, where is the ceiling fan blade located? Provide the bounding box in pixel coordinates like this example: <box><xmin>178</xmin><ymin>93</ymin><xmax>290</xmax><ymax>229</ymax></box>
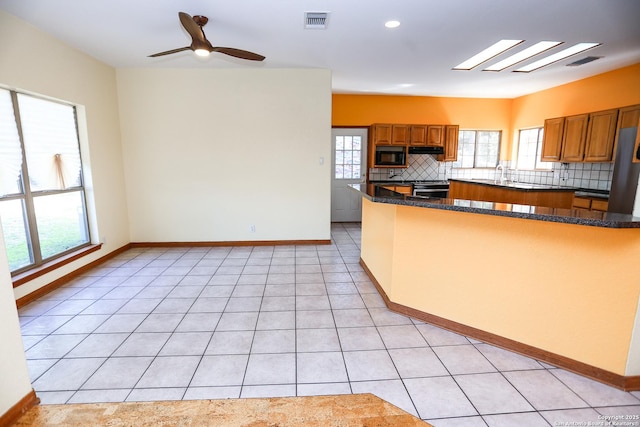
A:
<box><xmin>211</xmin><ymin>47</ymin><xmax>265</xmax><ymax>61</ymax></box>
<box><xmin>148</xmin><ymin>46</ymin><xmax>191</xmax><ymax>57</ymax></box>
<box><xmin>179</xmin><ymin>11</ymin><xmax>206</xmax><ymax>44</ymax></box>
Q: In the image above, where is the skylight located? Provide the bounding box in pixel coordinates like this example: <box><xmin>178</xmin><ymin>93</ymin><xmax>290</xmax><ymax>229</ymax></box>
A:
<box><xmin>455</xmin><ymin>40</ymin><xmax>601</xmax><ymax>73</ymax></box>
<box><xmin>514</xmin><ymin>42</ymin><xmax>601</xmax><ymax>72</ymax></box>
<box><xmin>453</xmin><ymin>40</ymin><xmax>523</xmax><ymax>70</ymax></box>
<box><xmin>483</xmin><ymin>41</ymin><xmax>562</xmax><ymax>71</ymax></box>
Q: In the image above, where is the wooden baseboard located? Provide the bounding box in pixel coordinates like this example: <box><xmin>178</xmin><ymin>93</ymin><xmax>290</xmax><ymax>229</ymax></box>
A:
<box><xmin>130</xmin><ymin>239</ymin><xmax>332</xmax><ymax>248</ymax></box>
<box><xmin>0</xmin><ymin>389</ymin><xmax>39</xmax><ymax>427</ymax></box>
<box><xmin>15</xmin><ymin>244</ymin><xmax>131</xmax><ymax>309</ymax></box>
<box><xmin>12</xmin><ymin>244</ymin><xmax>102</xmax><ymax>288</ymax></box>
<box><xmin>359</xmin><ymin>258</ymin><xmax>640</xmax><ymax>392</ymax></box>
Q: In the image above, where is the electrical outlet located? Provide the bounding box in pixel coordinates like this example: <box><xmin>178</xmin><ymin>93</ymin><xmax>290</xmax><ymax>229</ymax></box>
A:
<box><xmin>249</xmin><ymin>225</ymin><xmax>255</xmax><ymax>233</ymax></box>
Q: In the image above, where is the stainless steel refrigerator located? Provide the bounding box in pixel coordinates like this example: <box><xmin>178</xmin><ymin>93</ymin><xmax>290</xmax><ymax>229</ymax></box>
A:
<box><xmin>608</xmin><ymin>127</ymin><xmax>640</xmax><ymax>214</ymax></box>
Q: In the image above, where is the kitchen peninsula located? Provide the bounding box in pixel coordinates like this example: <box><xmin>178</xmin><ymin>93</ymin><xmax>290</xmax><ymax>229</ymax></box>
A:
<box><xmin>349</xmin><ymin>183</ymin><xmax>640</xmax><ymax>390</ymax></box>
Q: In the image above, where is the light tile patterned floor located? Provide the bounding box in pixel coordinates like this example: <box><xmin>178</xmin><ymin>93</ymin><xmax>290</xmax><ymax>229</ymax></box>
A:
<box><xmin>19</xmin><ymin>223</ymin><xmax>640</xmax><ymax>426</ymax></box>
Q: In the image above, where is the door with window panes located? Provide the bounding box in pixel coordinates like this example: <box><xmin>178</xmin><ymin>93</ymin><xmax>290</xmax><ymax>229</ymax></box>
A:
<box><xmin>331</xmin><ymin>128</ymin><xmax>367</xmax><ymax>222</ymax></box>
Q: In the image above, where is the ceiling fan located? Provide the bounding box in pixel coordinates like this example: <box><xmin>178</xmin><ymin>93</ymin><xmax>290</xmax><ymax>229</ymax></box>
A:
<box><xmin>148</xmin><ymin>12</ymin><xmax>265</xmax><ymax>61</ymax></box>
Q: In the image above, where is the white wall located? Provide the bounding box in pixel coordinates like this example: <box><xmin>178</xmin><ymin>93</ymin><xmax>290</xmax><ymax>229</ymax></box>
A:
<box><xmin>0</xmin><ymin>9</ymin><xmax>131</xmax><ymax>415</ymax></box>
<box><xmin>0</xmin><ymin>222</ymin><xmax>32</xmax><ymax>419</ymax></box>
<box><xmin>116</xmin><ymin>68</ymin><xmax>332</xmax><ymax>242</ymax></box>
<box><xmin>0</xmin><ymin>10</ymin><xmax>131</xmax><ymax>301</ymax></box>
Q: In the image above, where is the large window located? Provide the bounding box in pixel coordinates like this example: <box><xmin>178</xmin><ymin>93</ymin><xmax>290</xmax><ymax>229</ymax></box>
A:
<box><xmin>0</xmin><ymin>88</ymin><xmax>90</xmax><ymax>274</ymax></box>
<box><xmin>516</xmin><ymin>127</ymin><xmax>552</xmax><ymax>170</ymax></box>
<box><xmin>453</xmin><ymin>130</ymin><xmax>501</xmax><ymax>168</ymax></box>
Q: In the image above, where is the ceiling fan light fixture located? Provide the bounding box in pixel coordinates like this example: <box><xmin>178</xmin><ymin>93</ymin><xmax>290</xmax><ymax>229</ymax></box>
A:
<box><xmin>194</xmin><ymin>48</ymin><xmax>210</xmax><ymax>57</ymax></box>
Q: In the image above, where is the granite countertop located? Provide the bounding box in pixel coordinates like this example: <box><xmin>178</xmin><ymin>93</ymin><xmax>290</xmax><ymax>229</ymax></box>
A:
<box><xmin>349</xmin><ymin>183</ymin><xmax>639</xmax><ymax>229</ymax></box>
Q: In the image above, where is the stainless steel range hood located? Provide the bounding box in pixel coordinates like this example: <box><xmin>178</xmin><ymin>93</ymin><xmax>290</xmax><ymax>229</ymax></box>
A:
<box><xmin>408</xmin><ymin>146</ymin><xmax>444</xmax><ymax>155</ymax></box>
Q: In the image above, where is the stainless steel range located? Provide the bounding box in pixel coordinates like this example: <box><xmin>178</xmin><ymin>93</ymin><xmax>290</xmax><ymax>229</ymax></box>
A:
<box><xmin>412</xmin><ymin>181</ymin><xmax>450</xmax><ymax>198</ymax></box>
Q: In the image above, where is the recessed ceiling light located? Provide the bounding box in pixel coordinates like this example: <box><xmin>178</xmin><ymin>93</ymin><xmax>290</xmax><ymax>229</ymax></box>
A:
<box><xmin>385</xmin><ymin>20</ymin><xmax>400</xmax><ymax>29</ymax></box>
<box><xmin>483</xmin><ymin>41</ymin><xmax>562</xmax><ymax>71</ymax></box>
<box><xmin>514</xmin><ymin>42</ymin><xmax>601</xmax><ymax>72</ymax></box>
<box><xmin>453</xmin><ymin>39</ymin><xmax>523</xmax><ymax>70</ymax></box>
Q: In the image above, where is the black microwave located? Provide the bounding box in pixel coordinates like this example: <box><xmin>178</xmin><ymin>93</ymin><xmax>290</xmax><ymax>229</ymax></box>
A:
<box><xmin>375</xmin><ymin>146</ymin><xmax>406</xmax><ymax>166</ymax></box>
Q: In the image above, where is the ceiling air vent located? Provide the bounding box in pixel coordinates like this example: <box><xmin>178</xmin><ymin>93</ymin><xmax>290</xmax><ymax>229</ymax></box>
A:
<box><xmin>566</xmin><ymin>56</ymin><xmax>603</xmax><ymax>66</ymax></box>
<box><xmin>305</xmin><ymin>12</ymin><xmax>329</xmax><ymax>29</ymax></box>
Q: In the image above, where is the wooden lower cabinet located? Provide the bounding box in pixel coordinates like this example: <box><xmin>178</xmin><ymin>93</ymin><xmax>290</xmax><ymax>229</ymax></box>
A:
<box><xmin>572</xmin><ymin>196</ymin><xmax>609</xmax><ymax>212</ymax></box>
<box><xmin>382</xmin><ymin>185</ymin><xmax>412</xmax><ymax>195</ymax></box>
<box><xmin>449</xmin><ymin>181</ymin><xmax>574</xmax><ymax>209</ymax></box>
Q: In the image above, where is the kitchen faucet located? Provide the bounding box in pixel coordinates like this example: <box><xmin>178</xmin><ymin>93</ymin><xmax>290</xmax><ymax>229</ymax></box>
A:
<box><xmin>495</xmin><ymin>164</ymin><xmax>506</xmax><ymax>183</ymax></box>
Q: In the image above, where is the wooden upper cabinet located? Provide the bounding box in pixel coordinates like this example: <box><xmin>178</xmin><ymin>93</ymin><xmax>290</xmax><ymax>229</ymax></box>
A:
<box><xmin>371</xmin><ymin>124</ymin><xmax>411</xmax><ymax>146</ymax></box>
<box><xmin>409</xmin><ymin>125</ymin><xmax>427</xmax><ymax>146</ymax></box>
<box><xmin>616</xmin><ymin>104</ymin><xmax>640</xmax><ymax>164</ymax></box>
<box><xmin>391</xmin><ymin>125</ymin><xmax>410</xmax><ymax>145</ymax></box>
<box><xmin>541</xmin><ymin>117</ymin><xmax>565</xmax><ymax>162</ymax></box>
<box><xmin>371</xmin><ymin>124</ymin><xmax>392</xmax><ymax>145</ymax></box>
<box><xmin>617</xmin><ymin>104</ymin><xmax>640</xmax><ymax>129</ymax></box>
<box><xmin>442</xmin><ymin>125</ymin><xmax>459</xmax><ymax>162</ymax></box>
<box><xmin>584</xmin><ymin>109</ymin><xmax>618</xmax><ymax>162</ymax></box>
<box><xmin>426</xmin><ymin>125</ymin><xmax>444</xmax><ymax>147</ymax></box>
<box><xmin>560</xmin><ymin>114</ymin><xmax>589</xmax><ymax>162</ymax></box>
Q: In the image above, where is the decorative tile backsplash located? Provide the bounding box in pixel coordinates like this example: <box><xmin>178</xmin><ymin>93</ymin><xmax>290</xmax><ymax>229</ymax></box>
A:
<box><xmin>369</xmin><ymin>154</ymin><xmax>613</xmax><ymax>192</ymax></box>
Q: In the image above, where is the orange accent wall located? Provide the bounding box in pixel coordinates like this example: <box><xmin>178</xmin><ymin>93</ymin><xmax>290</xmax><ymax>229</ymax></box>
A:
<box><xmin>511</xmin><ymin>62</ymin><xmax>640</xmax><ymax>131</ymax></box>
<box><xmin>332</xmin><ymin>95</ymin><xmax>513</xmax><ymax>158</ymax></box>
<box><xmin>332</xmin><ymin>62</ymin><xmax>640</xmax><ymax>160</ymax></box>
<box><xmin>361</xmin><ymin>198</ymin><xmax>640</xmax><ymax>376</ymax></box>
<box><xmin>332</xmin><ymin>94</ymin><xmax>512</xmax><ymax>128</ymax></box>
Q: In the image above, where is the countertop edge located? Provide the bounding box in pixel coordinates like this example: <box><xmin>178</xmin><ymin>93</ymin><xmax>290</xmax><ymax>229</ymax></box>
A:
<box><xmin>350</xmin><ymin>184</ymin><xmax>640</xmax><ymax>229</ymax></box>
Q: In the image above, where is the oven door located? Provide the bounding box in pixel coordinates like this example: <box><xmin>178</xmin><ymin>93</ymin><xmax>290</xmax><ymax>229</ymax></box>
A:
<box><xmin>413</xmin><ymin>188</ymin><xmax>449</xmax><ymax>198</ymax></box>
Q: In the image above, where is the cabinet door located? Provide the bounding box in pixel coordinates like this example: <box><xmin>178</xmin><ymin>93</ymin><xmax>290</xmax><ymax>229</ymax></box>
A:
<box><xmin>372</xmin><ymin>124</ymin><xmax>392</xmax><ymax>145</ymax></box>
<box><xmin>572</xmin><ymin>197</ymin><xmax>591</xmax><ymax>209</ymax></box>
<box><xmin>591</xmin><ymin>199</ymin><xmax>609</xmax><ymax>212</ymax></box>
<box><xmin>560</xmin><ymin>114</ymin><xmax>589</xmax><ymax>162</ymax></box>
<box><xmin>541</xmin><ymin>117</ymin><xmax>565</xmax><ymax>162</ymax></box>
<box><xmin>392</xmin><ymin>125</ymin><xmax>410</xmax><ymax>145</ymax></box>
<box><xmin>443</xmin><ymin>125</ymin><xmax>459</xmax><ymax>161</ymax></box>
<box><xmin>410</xmin><ymin>125</ymin><xmax>427</xmax><ymax>146</ymax></box>
<box><xmin>426</xmin><ymin>125</ymin><xmax>444</xmax><ymax>146</ymax></box>
<box><xmin>584</xmin><ymin>109</ymin><xmax>618</xmax><ymax>162</ymax></box>
<box><xmin>617</xmin><ymin>104</ymin><xmax>640</xmax><ymax>129</ymax></box>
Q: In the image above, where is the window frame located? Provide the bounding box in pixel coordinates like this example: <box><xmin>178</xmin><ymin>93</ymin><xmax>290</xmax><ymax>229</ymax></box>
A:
<box><xmin>334</xmin><ymin>134</ymin><xmax>363</xmax><ymax>180</ymax></box>
<box><xmin>1</xmin><ymin>89</ymin><xmax>92</xmax><ymax>275</ymax></box>
<box><xmin>453</xmin><ymin>129</ymin><xmax>502</xmax><ymax>169</ymax></box>
<box><xmin>516</xmin><ymin>127</ymin><xmax>553</xmax><ymax>171</ymax></box>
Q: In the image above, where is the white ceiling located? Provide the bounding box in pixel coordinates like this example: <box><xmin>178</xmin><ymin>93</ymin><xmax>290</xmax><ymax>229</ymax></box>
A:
<box><xmin>1</xmin><ymin>0</ymin><xmax>639</xmax><ymax>98</ymax></box>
